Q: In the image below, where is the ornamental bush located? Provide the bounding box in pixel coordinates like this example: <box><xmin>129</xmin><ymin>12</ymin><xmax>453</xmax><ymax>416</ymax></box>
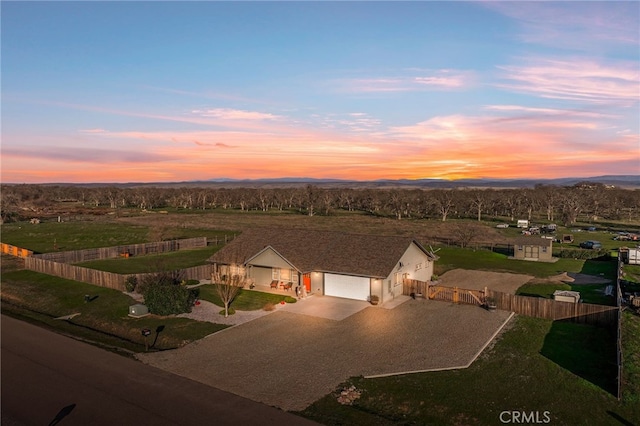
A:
<box><xmin>124</xmin><ymin>276</ymin><xmax>138</xmax><ymax>293</ymax></box>
<box><xmin>142</xmin><ymin>283</ymin><xmax>199</xmax><ymax>316</ymax></box>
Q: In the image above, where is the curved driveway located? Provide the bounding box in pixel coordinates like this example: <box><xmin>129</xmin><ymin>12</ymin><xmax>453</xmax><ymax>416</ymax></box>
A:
<box><xmin>137</xmin><ymin>297</ymin><xmax>512</xmax><ymax>412</ymax></box>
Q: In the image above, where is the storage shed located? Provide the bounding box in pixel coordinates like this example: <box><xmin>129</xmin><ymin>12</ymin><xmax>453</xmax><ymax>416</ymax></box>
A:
<box><xmin>513</xmin><ymin>237</ymin><xmax>554</xmax><ymax>262</ymax></box>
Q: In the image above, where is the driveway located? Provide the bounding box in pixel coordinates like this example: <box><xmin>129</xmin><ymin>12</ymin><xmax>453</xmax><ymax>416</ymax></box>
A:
<box><xmin>137</xmin><ymin>299</ymin><xmax>512</xmax><ymax>412</ymax></box>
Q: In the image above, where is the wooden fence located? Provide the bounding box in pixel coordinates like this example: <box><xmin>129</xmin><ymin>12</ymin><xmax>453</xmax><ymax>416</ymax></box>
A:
<box><xmin>25</xmin><ymin>257</ymin><xmax>126</xmax><ymax>291</ymax></box>
<box><xmin>487</xmin><ymin>289</ymin><xmax>618</xmax><ymax>328</ymax></box>
<box><xmin>403</xmin><ymin>279</ymin><xmax>618</xmax><ymax>328</ymax></box>
<box><xmin>32</xmin><ymin>237</ymin><xmax>207</xmax><ymax>263</ymax></box>
<box><xmin>1</xmin><ymin>242</ymin><xmax>33</xmax><ymax>258</ymax></box>
<box><xmin>403</xmin><ymin>279</ymin><xmax>485</xmax><ymax>306</ymax></box>
<box><xmin>25</xmin><ymin>259</ymin><xmax>215</xmax><ymax>292</ymax></box>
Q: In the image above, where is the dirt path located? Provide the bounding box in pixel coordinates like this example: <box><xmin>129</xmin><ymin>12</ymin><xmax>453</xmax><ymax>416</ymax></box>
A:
<box><xmin>438</xmin><ymin>269</ymin><xmax>534</xmax><ymax>294</ymax></box>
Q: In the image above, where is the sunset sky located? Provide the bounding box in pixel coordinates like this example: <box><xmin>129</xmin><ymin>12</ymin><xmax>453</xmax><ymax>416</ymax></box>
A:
<box><xmin>2</xmin><ymin>1</ymin><xmax>639</xmax><ymax>183</ymax></box>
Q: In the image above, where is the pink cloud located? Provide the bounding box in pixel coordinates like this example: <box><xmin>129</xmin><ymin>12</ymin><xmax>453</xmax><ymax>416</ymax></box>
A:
<box><xmin>497</xmin><ymin>58</ymin><xmax>639</xmax><ymax>104</ymax></box>
<box><xmin>191</xmin><ymin>108</ymin><xmax>281</xmax><ymax>121</ymax></box>
<box><xmin>334</xmin><ymin>70</ymin><xmax>472</xmax><ymax>93</ymax></box>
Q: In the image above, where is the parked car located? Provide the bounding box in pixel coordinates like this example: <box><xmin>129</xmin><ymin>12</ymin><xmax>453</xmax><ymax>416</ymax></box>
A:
<box><xmin>579</xmin><ymin>240</ymin><xmax>602</xmax><ymax>249</ymax></box>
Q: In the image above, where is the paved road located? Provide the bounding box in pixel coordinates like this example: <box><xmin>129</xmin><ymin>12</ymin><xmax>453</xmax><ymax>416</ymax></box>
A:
<box><xmin>1</xmin><ymin>315</ymin><xmax>318</xmax><ymax>426</ymax></box>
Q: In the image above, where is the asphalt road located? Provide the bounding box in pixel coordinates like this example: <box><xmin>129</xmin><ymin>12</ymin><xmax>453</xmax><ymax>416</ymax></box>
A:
<box><xmin>1</xmin><ymin>315</ymin><xmax>318</xmax><ymax>426</ymax></box>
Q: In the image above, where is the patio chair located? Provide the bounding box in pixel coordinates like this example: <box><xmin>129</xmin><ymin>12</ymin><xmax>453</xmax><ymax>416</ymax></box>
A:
<box><xmin>283</xmin><ymin>282</ymin><xmax>293</xmax><ymax>291</ymax></box>
<box><xmin>270</xmin><ymin>280</ymin><xmax>278</xmax><ymax>289</ymax></box>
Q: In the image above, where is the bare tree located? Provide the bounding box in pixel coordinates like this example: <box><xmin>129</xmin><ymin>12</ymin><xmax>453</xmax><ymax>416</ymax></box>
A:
<box><xmin>212</xmin><ymin>272</ymin><xmax>246</xmax><ymax>318</ymax></box>
<box><xmin>433</xmin><ymin>189</ymin><xmax>454</xmax><ymax>221</ymax></box>
<box><xmin>453</xmin><ymin>222</ymin><xmax>481</xmax><ymax>248</ymax></box>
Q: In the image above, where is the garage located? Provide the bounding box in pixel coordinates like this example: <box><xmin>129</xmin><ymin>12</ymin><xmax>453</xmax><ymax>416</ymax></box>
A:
<box><xmin>324</xmin><ymin>273</ymin><xmax>370</xmax><ymax>301</ymax></box>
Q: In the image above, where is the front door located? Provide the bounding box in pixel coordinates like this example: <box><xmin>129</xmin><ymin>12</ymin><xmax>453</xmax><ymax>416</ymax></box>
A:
<box><xmin>303</xmin><ymin>273</ymin><xmax>311</xmax><ymax>292</ymax></box>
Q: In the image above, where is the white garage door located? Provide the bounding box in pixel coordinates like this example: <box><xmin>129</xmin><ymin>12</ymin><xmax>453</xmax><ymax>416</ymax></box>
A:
<box><xmin>324</xmin><ymin>273</ymin><xmax>370</xmax><ymax>301</ymax></box>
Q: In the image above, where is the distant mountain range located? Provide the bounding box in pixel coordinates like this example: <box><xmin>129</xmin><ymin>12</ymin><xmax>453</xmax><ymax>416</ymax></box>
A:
<box><xmin>191</xmin><ymin>175</ymin><xmax>640</xmax><ymax>189</ymax></box>
<box><xmin>18</xmin><ymin>175</ymin><xmax>640</xmax><ymax>189</ymax></box>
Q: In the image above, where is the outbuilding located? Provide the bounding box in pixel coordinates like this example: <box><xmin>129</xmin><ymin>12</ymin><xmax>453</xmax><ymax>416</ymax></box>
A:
<box><xmin>209</xmin><ymin>228</ymin><xmax>438</xmax><ymax>305</ymax></box>
<box><xmin>512</xmin><ymin>236</ymin><xmax>554</xmax><ymax>262</ymax></box>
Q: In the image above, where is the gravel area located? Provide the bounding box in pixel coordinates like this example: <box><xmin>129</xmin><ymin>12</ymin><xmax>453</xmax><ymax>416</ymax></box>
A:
<box><xmin>177</xmin><ymin>299</ymin><xmax>275</xmax><ymax>326</ymax></box>
<box><xmin>137</xmin><ymin>299</ymin><xmax>512</xmax><ymax>412</ymax></box>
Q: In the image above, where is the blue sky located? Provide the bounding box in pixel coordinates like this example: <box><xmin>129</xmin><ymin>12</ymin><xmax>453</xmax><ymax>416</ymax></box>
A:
<box><xmin>2</xmin><ymin>1</ymin><xmax>639</xmax><ymax>183</ymax></box>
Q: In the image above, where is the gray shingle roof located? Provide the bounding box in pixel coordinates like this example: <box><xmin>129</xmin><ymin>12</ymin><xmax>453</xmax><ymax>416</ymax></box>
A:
<box><xmin>209</xmin><ymin>228</ymin><xmax>435</xmax><ymax>278</ymax></box>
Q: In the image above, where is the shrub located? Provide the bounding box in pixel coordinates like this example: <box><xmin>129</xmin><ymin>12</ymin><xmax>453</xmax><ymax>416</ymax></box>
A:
<box><xmin>124</xmin><ymin>276</ymin><xmax>138</xmax><ymax>293</ymax></box>
<box><xmin>143</xmin><ymin>284</ymin><xmax>199</xmax><ymax>316</ymax></box>
<box><xmin>284</xmin><ymin>296</ymin><xmax>297</xmax><ymax>303</ymax></box>
<box><xmin>557</xmin><ymin>248</ymin><xmax>610</xmax><ymax>260</ymax></box>
<box><xmin>263</xmin><ymin>302</ymin><xmax>276</xmax><ymax>311</ymax></box>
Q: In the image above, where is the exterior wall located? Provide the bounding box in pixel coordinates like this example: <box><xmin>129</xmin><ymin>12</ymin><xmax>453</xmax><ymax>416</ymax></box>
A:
<box><xmin>380</xmin><ymin>243</ymin><xmax>434</xmax><ymax>303</ymax></box>
<box><xmin>248</xmin><ymin>247</ymin><xmax>293</xmax><ymax>269</ymax></box>
<box><xmin>248</xmin><ymin>265</ymin><xmax>273</xmax><ymax>286</ymax></box>
<box><xmin>514</xmin><ymin>243</ymin><xmax>552</xmax><ymax>261</ymax></box>
<box><xmin>310</xmin><ymin>271</ymin><xmax>324</xmax><ymax>296</ymax></box>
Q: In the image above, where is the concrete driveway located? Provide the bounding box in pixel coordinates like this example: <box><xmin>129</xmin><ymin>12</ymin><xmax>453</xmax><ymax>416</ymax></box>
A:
<box><xmin>278</xmin><ymin>295</ymin><xmax>374</xmax><ymax>320</ymax></box>
<box><xmin>137</xmin><ymin>299</ymin><xmax>512</xmax><ymax>412</ymax></box>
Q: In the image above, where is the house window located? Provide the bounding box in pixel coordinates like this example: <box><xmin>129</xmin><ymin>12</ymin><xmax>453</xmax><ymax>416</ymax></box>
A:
<box><xmin>415</xmin><ymin>262</ymin><xmax>423</xmax><ymax>271</ymax></box>
<box><xmin>272</xmin><ymin>269</ymin><xmax>279</xmax><ymax>280</ymax></box>
<box><xmin>280</xmin><ymin>268</ymin><xmax>291</xmax><ymax>281</ymax></box>
<box><xmin>542</xmin><ymin>246</ymin><xmax>547</xmax><ymax>253</ymax></box>
<box><xmin>518</xmin><ymin>245</ymin><xmax>524</xmax><ymax>251</ymax></box>
<box><xmin>394</xmin><ymin>272</ymin><xmax>403</xmax><ymax>287</ymax></box>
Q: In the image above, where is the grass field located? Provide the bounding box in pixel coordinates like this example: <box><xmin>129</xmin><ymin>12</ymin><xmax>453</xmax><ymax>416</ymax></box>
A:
<box><xmin>76</xmin><ymin>246</ymin><xmax>220</xmax><ymax>273</ymax></box>
<box><xmin>1</xmin><ymin>268</ymin><xmax>225</xmax><ymax>352</ymax></box>
<box><xmin>433</xmin><ymin>246</ymin><xmax>616</xmax><ymax>280</ymax></box>
<box><xmin>517</xmin><ymin>282</ymin><xmax>614</xmax><ymax>306</ymax></box>
<box><xmin>0</xmin><ymin>220</ymin><xmax>236</xmax><ymax>253</ymax></box>
<box><xmin>297</xmin><ymin>315</ymin><xmax>639</xmax><ymax>425</ymax></box>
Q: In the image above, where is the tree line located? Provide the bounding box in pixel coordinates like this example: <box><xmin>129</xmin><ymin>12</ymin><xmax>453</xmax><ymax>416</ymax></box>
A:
<box><xmin>1</xmin><ymin>182</ymin><xmax>639</xmax><ymax>226</ymax></box>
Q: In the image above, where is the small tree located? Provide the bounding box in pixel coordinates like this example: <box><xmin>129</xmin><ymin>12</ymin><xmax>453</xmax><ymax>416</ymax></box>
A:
<box><xmin>454</xmin><ymin>222</ymin><xmax>481</xmax><ymax>249</ymax></box>
<box><xmin>212</xmin><ymin>270</ymin><xmax>246</xmax><ymax>318</ymax></box>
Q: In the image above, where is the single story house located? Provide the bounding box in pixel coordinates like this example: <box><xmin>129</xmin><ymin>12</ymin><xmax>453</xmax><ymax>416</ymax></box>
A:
<box><xmin>513</xmin><ymin>236</ymin><xmax>554</xmax><ymax>262</ymax></box>
<box><xmin>209</xmin><ymin>228</ymin><xmax>438</xmax><ymax>305</ymax></box>
<box><xmin>553</xmin><ymin>290</ymin><xmax>580</xmax><ymax>303</ymax></box>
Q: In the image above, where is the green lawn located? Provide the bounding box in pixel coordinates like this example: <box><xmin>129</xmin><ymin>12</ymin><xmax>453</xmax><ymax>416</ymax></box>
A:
<box><xmin>622</xmin><ymin>311</ymin><xmax>640</xmax><ymax>404</ymax></box>
<box><xmin>517</xmin><ymin>282</ymin><xmax>615</xmax><ymax>306</ymax></box>
<box><xmin>198</xmin><ymin>284</ymin><xmax>293</xmax><ymax>311</ymax></box>
<box><xmin>435</xmin><ymin>246</ymin><xmax>582</xmax><ymax>277</ymax></box>
<box><xmin>298</xmin><ymin>315</ymin><xmax>639</xmax><ymax>425</ymax></box>
<box><xmin>1</xmin><ymin>269</ymin><xmax>225</xmax><ymax>352</ymax></box>
<box><xmin>76</xmin><ymin>246</ymin><xmax>221</xmax><ymax>274</ymax></box>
